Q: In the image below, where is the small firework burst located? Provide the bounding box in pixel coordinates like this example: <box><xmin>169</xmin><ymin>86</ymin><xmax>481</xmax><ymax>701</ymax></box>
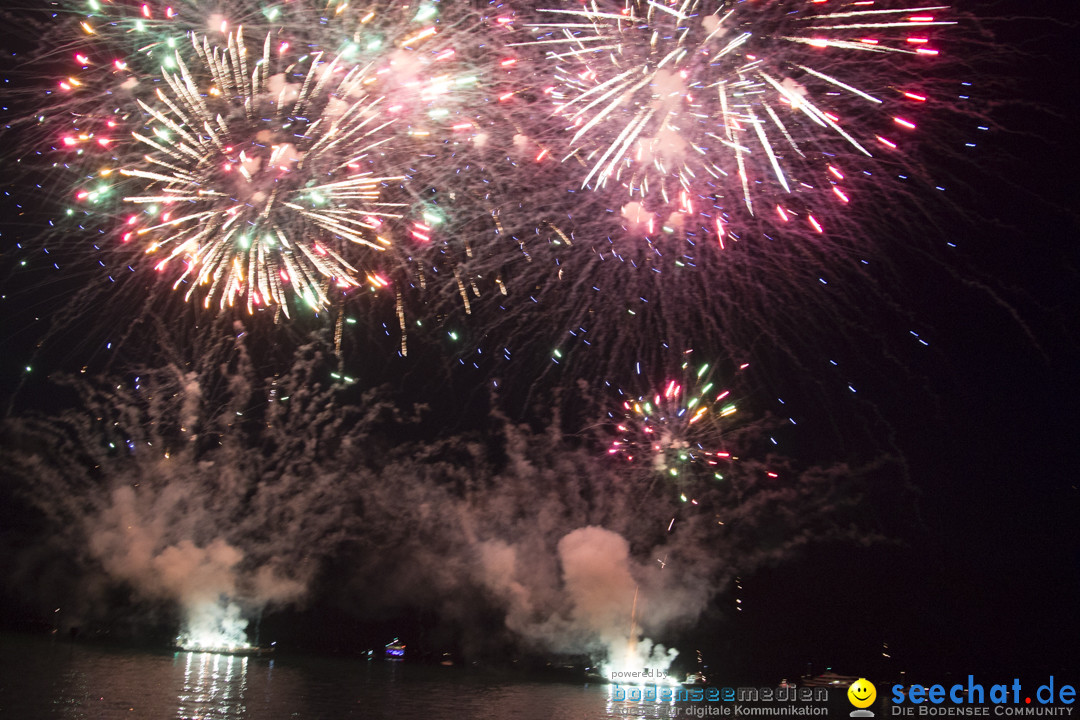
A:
<box><xmin>607</xmin><ymin>358</ymin><xmax>747</xmax><ymax>483</ymax></box>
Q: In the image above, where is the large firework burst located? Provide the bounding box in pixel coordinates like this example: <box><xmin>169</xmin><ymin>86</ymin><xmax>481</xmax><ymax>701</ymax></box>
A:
<box><xmin>516</xmin><ymin>0</ymin><xmax>951</xmax><ymax>239</ymax></box>
<box><xmin>118</xmin><ymin>29</ymin><xmax>404</xmax><ymax>314</ymax></box>
<box><xmin>6</xmin><ymin>0</ymin><xmax>984</xmax><ymax>384</ymax></box>
<box><xmin>35</xmin><ymin>0</ymin><xmax>528</xmax><ymax>333</ymax></box>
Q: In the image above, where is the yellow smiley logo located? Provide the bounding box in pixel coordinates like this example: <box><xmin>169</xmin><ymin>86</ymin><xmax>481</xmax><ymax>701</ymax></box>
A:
<box><xmin>848</xmin><ymin>678</ymin><xmax>877</xmax><ymax>708</ymax></box>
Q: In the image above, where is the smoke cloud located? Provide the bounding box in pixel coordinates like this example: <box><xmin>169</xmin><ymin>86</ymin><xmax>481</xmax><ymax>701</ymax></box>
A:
<box><xmin>1</xmin><ymin>331</ymin><xmax>879</xmax><ymax>665</ymax></box>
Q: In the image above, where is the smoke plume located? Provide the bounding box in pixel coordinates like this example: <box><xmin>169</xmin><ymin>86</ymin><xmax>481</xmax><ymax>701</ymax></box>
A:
<box><xmin>1</xmin><ymin>331</ymin><xmax>879</xmax><ymax>665</ymax></box>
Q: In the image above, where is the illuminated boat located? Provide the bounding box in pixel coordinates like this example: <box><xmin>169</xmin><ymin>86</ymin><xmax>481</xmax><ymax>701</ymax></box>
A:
<box><xmin>384</xmin><ymin>638</ymin><xmax>406</xmax><ymax>660</ymax></box>
<box><xmin>801</xmin><ymin>672</ymin><xmax>858</xmax><ymax>688</ymax></box>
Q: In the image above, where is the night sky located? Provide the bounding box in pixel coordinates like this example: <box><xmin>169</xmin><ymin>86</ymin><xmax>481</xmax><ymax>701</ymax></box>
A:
<box><xmin>0</xmin><ymin>0</ymin><xmax>1077</xmax><ymax>685</ymax></box>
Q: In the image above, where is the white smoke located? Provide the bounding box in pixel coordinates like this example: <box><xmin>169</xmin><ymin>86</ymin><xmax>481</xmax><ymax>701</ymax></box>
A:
<box><xmin>87</xmin><ymin>481</ymin><xmax>307</xmax><ymax>648</ymax></box>
<box><xmin>2</xmin><ymin>333</ymin><xmax>878</xmax><ymax>664</ymax></box>
<box><xmin>475</xmin><ymin>527</ymin><xmax>683</xmax><ymax>678</ymax></box>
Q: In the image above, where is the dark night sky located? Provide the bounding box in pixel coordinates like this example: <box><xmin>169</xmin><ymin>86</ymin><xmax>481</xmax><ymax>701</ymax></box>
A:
<box><xmin>735</xmin><ymin>1</ymin><xmax>1080</xmax><ymax>677</ymax></box>
<box><xmin>0</xmin><ymin>0</ymin><xmax>1077</xmax><ymax>683</ymax></box>
<box><xmin>736</xmin><ymin>1</ymin><xmax>1080</xmax><ymax>677</ymax></box>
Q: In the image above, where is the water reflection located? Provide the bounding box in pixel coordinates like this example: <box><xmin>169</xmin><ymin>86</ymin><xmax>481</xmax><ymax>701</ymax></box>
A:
<box><xmin>176</xmin><ymin>652</ymin><xmax>249</xmax><ymax>719</ymax></box>
<box><xmin>2</xmin><ymin>634</ymin><xmax>637</xmax><ymax>719</ymax></box>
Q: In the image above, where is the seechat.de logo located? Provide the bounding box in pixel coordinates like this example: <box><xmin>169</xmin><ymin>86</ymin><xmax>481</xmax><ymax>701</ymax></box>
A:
<box><xmin>850</xmin><ymin>678</ymin><xmax>878</xmax><ymax>718</ymax></box>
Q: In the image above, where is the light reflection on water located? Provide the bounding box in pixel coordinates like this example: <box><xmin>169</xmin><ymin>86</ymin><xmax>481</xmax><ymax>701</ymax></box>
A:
<box><xmin>0</xmin><ymin>634</ymin><xmax>639</xmax><ymax>719</ymax></box>
<box><xmin>177</xmin><ymin>651</ymin><xmax>249</xmax><ymax>719</ymax></box>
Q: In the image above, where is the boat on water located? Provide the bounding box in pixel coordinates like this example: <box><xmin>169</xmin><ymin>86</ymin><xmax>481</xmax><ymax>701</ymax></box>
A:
<box><xmin>800</xmin><ymin>671</ymin><xmax>859</xmax><ymax>688</ymax></box>
<box><xmin>384</xmin><ymin>638</ymin><xmax>406</xmax><ymax>660</ymax></box>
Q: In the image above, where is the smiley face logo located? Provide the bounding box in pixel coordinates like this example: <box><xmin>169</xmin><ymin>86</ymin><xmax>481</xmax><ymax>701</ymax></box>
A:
<box><xmin>848</xmin><ymin>678</ymin><xmax>877</xmax><ymax>709</ymax></box>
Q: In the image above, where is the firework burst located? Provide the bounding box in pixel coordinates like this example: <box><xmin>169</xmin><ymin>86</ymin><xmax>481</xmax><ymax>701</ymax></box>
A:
<box><xmin>516</xmin><ymin>0</ymin><xmax>952</xmax><ymax>240</ymax></box>
<box><xmin>26</xmin><ymin>1</ymin><xmax>529</xmax><ymax>335</ymax></box>
<box><xmin>6</xmin><ymin>0</ymin><xmax>987</xmax><ymax>383</ymax></box>
<box><xmin>606</xmin><ymin>357</ymin><xmax>750</xmax><ymax>485</ymax></box>
<box><xmin>114</xmin><ymin>29</ymin><xmax>405</xmax><ymax>314</ymax></box>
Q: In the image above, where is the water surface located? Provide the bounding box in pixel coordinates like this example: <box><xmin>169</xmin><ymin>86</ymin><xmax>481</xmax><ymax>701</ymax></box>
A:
<box><xmin>0</xmin><ymin>634</ymin><xmax>641</xmax><ymax>719</ymax></box>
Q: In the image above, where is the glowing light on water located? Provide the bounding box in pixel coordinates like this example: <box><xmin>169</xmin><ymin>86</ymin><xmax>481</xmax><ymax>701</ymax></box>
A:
<box><xmin>179</xmin><ymin>651</ymin><xmax>248</xmax><ymax>719</ymax></box>
<box><xmin>601</xmin><ymin>635</ymin><xmax>681</xmax><ymax>687</ymax></box>
<box><xmin>175</xmin><ymin>598</ymin><xmax>252</xmax><ymax>651</ymax></box>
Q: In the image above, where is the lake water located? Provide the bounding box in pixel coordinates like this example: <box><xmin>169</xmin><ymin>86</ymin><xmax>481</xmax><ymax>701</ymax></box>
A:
<box><xmin>0</xmin><ymin>634</ymin><xmax>673</xmax><ymax>720</ymax></box>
